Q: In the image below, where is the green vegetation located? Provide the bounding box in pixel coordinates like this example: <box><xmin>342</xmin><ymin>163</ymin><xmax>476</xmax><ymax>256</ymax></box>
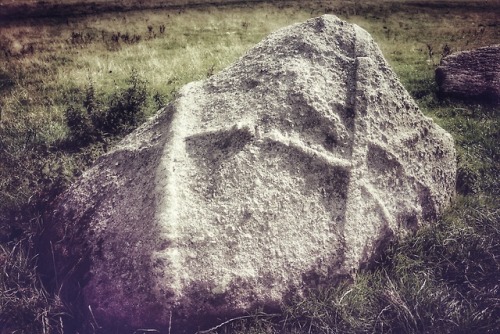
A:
<box><xmin>66</xmin><ymin>69</ymin><xmax>148</xmax><ymax>143</ymax></box>
<box><xmin>0</xmin><ymin>1</ymin><xmax>498</xmax><ymax>332</ymax></box>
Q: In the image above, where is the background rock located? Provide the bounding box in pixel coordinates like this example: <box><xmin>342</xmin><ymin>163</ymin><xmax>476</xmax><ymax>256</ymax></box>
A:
<box><xmin>43</xmin><ymin>15</ymin><xmax>456</xmax><ymax>333</ymax></box>
<box><xmin>435</xmin><ymin>45</ymin><xmax>500</xmax><ymax>105</ymax></box>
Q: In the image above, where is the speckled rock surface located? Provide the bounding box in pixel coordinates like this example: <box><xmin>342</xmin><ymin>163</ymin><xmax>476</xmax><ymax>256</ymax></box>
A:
<box><xmin>45</xmin><ymin>15</ymin><xmax>456</xmax><ymax>333</ymax></box>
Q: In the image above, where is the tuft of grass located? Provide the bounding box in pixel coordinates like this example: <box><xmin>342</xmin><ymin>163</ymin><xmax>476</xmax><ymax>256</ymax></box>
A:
<box><xmin>66</xmin><ymin>69</ymin><xmax>149</xmax><ymax>143</ymax></box>
<box><xmin>0</xmin><ymin>240</ymin><xmax>65</xmax><ymax>333</ymax></box>
<box><xmin>102</xmin><ymin>68</ymin><xmax>148</xmax><ymax>135</ymax></box>
<box><xmin>430</xmin><ymin>103</ymin><xmax>499</xmax><ymax>196</ymax></box>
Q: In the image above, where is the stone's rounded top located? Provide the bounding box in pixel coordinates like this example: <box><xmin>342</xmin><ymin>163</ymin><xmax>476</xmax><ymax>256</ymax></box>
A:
<box><xmin>43</xmin><ymin>15</ymin><xmax>456</xmax><ymax>333</ymax></box>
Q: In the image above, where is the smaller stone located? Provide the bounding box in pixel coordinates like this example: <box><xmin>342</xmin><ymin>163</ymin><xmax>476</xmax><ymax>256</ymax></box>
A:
<box><xmin>435</xmin><ymin>45</ymin><xmax>500</xmax><ymax>105</ymax></box>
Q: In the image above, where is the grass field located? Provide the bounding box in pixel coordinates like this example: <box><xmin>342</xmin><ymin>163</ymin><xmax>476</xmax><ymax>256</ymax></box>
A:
<box><xmin>0</xmin><ymin>0</ymin><xmax>499</xmax><ymax>333</ymax></box>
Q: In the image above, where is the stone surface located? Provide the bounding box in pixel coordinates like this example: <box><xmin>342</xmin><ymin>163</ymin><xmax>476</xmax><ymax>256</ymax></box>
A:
<box><xmin>44</xmin><ymin>15</ymin><xmax>456</xmax><ymax>333</ymax></box>
<box><xmin>435</xmin><ymin>45</ymin><xmax>500</xmax><ymax>105</ymax></box>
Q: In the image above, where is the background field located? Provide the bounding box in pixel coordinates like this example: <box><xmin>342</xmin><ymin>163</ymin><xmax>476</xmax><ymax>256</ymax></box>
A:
<box><xmin>0</xmin><ymin>0</ymin><xmax>499</xmax><ymax>333</ymax></box>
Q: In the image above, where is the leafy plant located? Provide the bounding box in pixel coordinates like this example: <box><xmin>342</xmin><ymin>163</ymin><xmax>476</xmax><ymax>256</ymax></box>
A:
<box><xmin>103</xmin><ymin>69</ymin><xmax>147</xmax><ymax>135</ymax></box>
<box><xmin>65</xmin><ymin>69</ymin><xmax>148</xmax><ymax>144</ymax></box>
<box><xmin>65</xmin><ymin>105</ymin><xmax>94</xmax><ymax>144</ymax></box>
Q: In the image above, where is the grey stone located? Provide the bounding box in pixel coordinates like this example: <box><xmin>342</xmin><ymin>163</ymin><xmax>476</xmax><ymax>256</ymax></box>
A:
<box><xmin>44</xmin><ymin>15</ymin><xmax>456</xmax><ymax>333</ymax></box>
<box><xmin>436</xmin><ymin>45</ymin><xmax>500</xmax><ymax>104</ymax></box>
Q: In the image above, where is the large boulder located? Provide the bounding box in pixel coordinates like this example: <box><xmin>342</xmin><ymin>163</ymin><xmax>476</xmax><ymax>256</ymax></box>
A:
<box><xmin>43</xmin><ymin>15</ymin><xmax>456</xmax><ymax>333</ymax></box>
<box><xmin>435</xmin><ymin>45</ymin><xmax>500</xmax><ymax>105</ymax></box>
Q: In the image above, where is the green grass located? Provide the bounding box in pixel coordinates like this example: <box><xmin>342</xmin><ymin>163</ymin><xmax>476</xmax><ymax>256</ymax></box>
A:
<box><xmin>0</xmin><ymin>0</ymin><xmax>499</xmax><ymax>332</ymax></box>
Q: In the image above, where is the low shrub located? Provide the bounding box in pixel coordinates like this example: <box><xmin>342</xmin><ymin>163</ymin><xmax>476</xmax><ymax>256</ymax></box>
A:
<box><xmin>103</xmin><ymin>69</ymin><xmax>147</xmax><ymax>135</ymax></box>
<box><xmin>65</xmin><ymin>105</ymin><xmax>94</xmax><ymax>144</ymax></box>
<box><xmin>65</xmin><ymin>69</ymin><xmax>148</xmax><ymax>146</ymax></box>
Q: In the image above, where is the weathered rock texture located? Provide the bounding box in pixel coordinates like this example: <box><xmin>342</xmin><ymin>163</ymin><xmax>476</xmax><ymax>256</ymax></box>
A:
<box><xmin>45</xmin><ymin>15</ymin><xmax>456</xmax><ymax>333</ymax></box>
<box><xmin>436</xmin><ymin>45</ymin><xmax>500</xmax><ymax>104</ymax></box>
